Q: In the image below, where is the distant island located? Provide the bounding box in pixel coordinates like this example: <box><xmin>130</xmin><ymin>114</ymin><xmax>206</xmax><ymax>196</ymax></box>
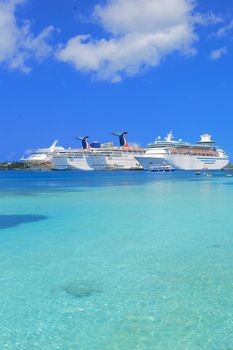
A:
<box><xmin>0</xmin><ymin>162</ymin><xmax>29</xmax><ymax>170</ymax></box>
<box><xmin>0</xmin><ymin>161</ymin><xmax>233</xmax><ymax>171</ymax></box>
<box><xmin>224</xmin><ymin>163</ymin><xmax>233</xmax><ymax>170</ymax></box>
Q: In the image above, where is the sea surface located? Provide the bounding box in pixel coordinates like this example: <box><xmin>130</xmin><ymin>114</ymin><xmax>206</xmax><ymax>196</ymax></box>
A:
<box><xmin>0</xmin><ymin>170</ymin><xmax>233</xmax><ymax>350</ymax></box>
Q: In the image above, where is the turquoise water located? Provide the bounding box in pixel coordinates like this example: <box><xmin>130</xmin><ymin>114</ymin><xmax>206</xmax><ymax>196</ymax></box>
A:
<box><xmin>0</xmin><ymin>171</ymin><xmax>233</xmax><ymax>350</ymax></box>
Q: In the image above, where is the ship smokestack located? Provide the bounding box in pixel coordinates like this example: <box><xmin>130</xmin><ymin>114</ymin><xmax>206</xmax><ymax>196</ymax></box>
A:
<box><xmin>76</xmin><ymin>136</ymin><xmax>90</xmax><ymax>149</ymax></box>
<box><xmin>112</xmin><ymin>132</ymin><xmax>129</xmax><ymax>147</ymax></box>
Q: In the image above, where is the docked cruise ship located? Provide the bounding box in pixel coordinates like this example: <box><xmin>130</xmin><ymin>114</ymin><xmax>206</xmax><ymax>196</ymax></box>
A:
<box><xmin>52</xmin><ymin>133</ymin><xmax>145</xmax><ymax>171</ymax></box>
<box><xmin>136</xmin><ymin>132</ymin><xmax>229</xmax><ymax>171</ymax></box>
<box><xmin>22</xmin><ymin>140</ymin><xmax>65</xmax><ymax>170</ymax></box>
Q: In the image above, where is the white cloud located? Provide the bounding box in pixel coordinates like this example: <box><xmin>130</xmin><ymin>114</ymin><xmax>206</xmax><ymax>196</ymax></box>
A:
<box><xmin>0</xmin><ymin>0</ymin><xmax>55</xmax><ymax>72</ymax></box>
<box><xmin>57</xmin><ymin>0</ymin><xmax>200</xmax><ymax>82</ymax></box>
<box><xmin>216</xmin><ymin>19</ymin><xmax>233</xmax><ymax>38</ymax></box>
<box><xmin>195</xmin><ymin>12</ymin><xmax>223</xmax><ymax>26</ymax></box>
<box><xmin>94</xmin><ymin>0</ymin><xmax>194</xmax><ymax>35</ymax></box>
<box><xmin>210</xmin><ymin>47</ymin><xmax>227</xmax><ymax>60</ymax></box>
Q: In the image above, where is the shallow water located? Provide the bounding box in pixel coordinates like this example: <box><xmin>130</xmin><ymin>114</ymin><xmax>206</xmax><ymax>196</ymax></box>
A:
<box><xmin>0</xmin><ymin>170</ymin><xmax>233</xmax><ymax>350</ymax></box>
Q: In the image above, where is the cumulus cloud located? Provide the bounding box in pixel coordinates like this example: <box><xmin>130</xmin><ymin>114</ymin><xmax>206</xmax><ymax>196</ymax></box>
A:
<box><xmin>57</xmin><ymin>0</ymin><xmax>200</xmax><ymax>82</ymax></box>
<box><xmin>210</xmin><ymin>47</ymin><xmax>227</xmax><ymax>60</ymax></box>
<box><xmin>0</xmin><ymin>0</ymin><xmax>55</xmax><ymax>72</ymax></box>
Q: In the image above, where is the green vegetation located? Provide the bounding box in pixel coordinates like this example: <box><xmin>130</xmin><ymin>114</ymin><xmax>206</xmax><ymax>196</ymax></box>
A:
<box><xmin>0</xmin><ymin>162</ymin><xmax>29</xmax><ymax>170</ymax></box>
<box><xmin>224</xmin><ymin>163</ymin><xmax>233</xmax><ymax>170</ymax></box>
<box><xmin>0</xmin><ymin>161</ymin><xmax>232</xmax><ymax>171</ymax></box>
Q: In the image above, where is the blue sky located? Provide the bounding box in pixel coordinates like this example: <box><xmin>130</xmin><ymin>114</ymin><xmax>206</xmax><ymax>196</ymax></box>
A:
<box><xmin>0</xmin><ymin>0</ymin><xmax>233</xmax><ymax>160</ymax></box>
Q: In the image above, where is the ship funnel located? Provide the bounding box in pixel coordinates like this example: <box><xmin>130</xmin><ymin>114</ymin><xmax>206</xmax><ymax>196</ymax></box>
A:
<box><xmin>76</xmin><ymin>136</ymin><xmax>90</xmax><ymax>149</ymax></box>
<box><xmin>112</xmin><ymin>132</ymin><xmax>129</xmax><ymax>147</ymax></box>
<box><xmin>200</xmin><ymin>134</ymin><xmax>213</xmax><ymax>143</ymax></box>
<box><xmin>196</xmin><ymin>134</ymin><xmax>215</xmax><ymax>145</ymax></box>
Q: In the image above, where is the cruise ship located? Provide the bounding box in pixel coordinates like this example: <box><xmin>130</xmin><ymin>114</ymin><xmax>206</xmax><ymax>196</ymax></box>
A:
<box><xmin>22</xmin><ymin>140</ymin><xmax>65</xmax><ymax>170</ymax></box>
<box><xmin>136</xmin><ymin>132</ymin><xmax>229</xmax><ymax>171</ymax></box>
<box><xmin>52</xmin><ymin>132</ymin><xmax>145</xmax><ymax>171</ymax></box>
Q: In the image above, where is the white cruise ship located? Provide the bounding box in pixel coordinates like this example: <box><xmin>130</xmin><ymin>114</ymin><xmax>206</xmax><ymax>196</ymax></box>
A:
<box><xmin>136</xmin><ymin>132</ymin><xmax>229</xmax><ymax>171</ymax></box>
<box><xmin>52</xmin><ymin>133</ymin><xmax>145</xmax><ymax>171</ymax></box>
<box><xmin>22</xmin><ymin>140</ymin><xmax>65</xmax><ymax>170</ymax></box>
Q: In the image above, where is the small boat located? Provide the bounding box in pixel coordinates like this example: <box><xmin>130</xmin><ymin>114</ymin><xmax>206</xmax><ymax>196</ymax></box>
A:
<box><xmin>150</xmin><ymin>165</ymin><xmax>174</xmax><ymax>173</ymax></box>
<box><xmin>226</xmin><ymin>174</ymin><xmax>233</xmax><ymax>177</ymax></box>
<box><xmin>195</xmin><ymin>172</ymin><xmax>201</xmax><ymax>176</ymax></box>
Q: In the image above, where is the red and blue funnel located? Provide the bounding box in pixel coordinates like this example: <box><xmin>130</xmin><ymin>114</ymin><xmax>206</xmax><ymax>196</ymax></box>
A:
<box><xmin>112</xmin><ymin>132</ymin><xmax>129</xmax><ymax>148</ymax></box>
<box><xmin>76</xmin><ymin>136</ymin><xmax>90</xmax><ymax>149</ymax></box>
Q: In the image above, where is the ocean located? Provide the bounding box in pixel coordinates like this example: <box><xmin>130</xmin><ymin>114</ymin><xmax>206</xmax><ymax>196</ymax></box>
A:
<box><xmin>0</xmin><ymin>171</ymin><xmax>233</xmax><ymax>350</ymax></box>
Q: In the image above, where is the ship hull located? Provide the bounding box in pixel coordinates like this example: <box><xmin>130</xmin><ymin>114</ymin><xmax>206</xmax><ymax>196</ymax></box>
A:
<box><xmin>136</xmin><ymin>155</ymin><xmax>229</xmax><ymax>171</ymax></box>
<box><xmin>52</xmin><ymin>153</ymin><xmax>142</xmax><ymax>171</ymax></box>
<box><xmin>52</xmin><ymin>155</ymin><xmax>92</xmax><ymax>171</ymax></box>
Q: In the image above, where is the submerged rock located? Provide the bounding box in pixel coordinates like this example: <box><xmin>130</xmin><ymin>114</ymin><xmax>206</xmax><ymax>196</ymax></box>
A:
<box><xmin>211</xmin><ymin>244</ymin><xmax>221</xmax><ymax>248</ymax></box>
<box><xmin>63</xmin><ymin>281</ymin><xmax>101</xmax><ymax>299</ymax></box>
